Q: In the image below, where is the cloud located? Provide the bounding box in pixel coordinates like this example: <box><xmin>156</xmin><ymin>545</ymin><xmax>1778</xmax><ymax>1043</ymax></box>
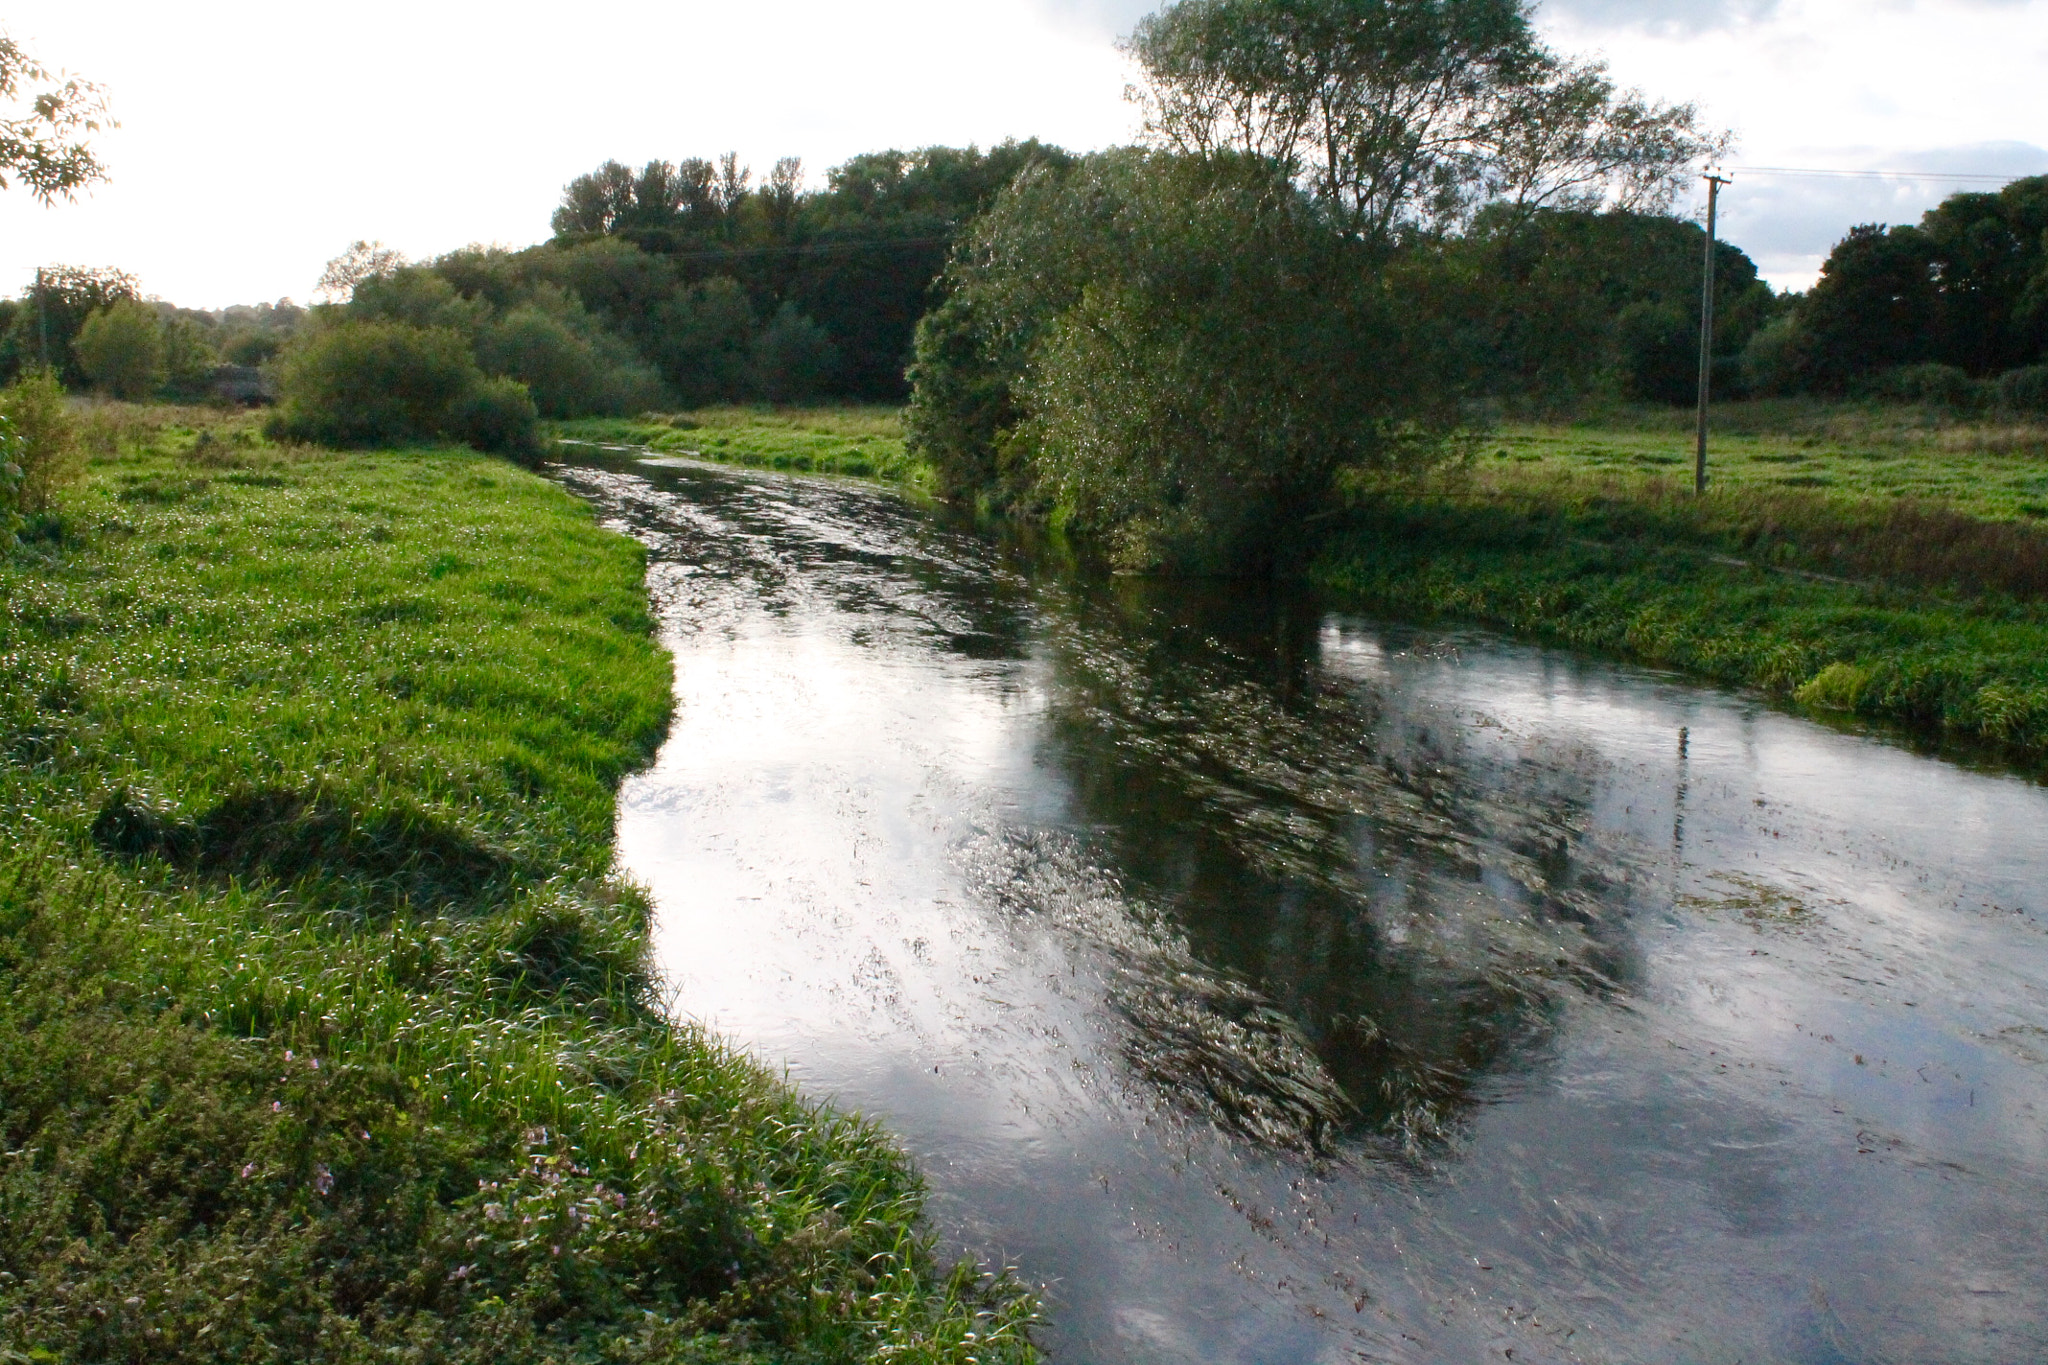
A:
<box><xmin>1028</xmin><ymin>0</ymin><xmax>1161</xmax><ymax>38</ymax></box>
<box><xmin>1709</xmin><ymin>141</ymin><xmax>2048</xmax><ymax>291</ymax></box>
<box><xmin>1538</xmin><ymin>0</ymin><xmax>1780</xmax><ymax>34</ymax></box>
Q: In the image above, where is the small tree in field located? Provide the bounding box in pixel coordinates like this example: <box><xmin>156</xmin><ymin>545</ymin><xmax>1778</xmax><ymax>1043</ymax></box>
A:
<box><xmin>0</xmin><ymin>368</ymin><xmax>84</xmax><ymax>513</ymax></box>
<box><xmin>74</xmin><ymin>298</ymin><xmax>166</xmax><ymax>399</ymax></box>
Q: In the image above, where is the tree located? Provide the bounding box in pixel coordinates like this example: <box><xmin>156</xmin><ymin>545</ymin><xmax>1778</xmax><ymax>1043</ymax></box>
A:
<box><xmin>2</xmin><ymin>265</ymin><xmax>138</xmax><ymax>387</ymax></box>
<box><xmin>1125</xmin><ymin>0</ymin><xmax>1720</xmax><ymax>243</ymax></box>
<box><xmin>1</xmin><ymin>30</ymin><xmax>112</xmax><ymax>202</ymax></box>
<box><xmin>317</xmin><ymin>240</ymin><xmax>408</xmax><ymax>304</ymax></box>
<box><xmin>73</xmin><ymin>298</ymin><xmax>166</xmax><ymax>399</ymax></box>
<box><xmin>1796</xmin><ymin>224</ymin><xmax>1938</xmax><ymax>391</ymax></box>
<box><xmin>910</xmin><ymin>150</ymin><xmax>1458</xmax><ymax>571</ymax></box>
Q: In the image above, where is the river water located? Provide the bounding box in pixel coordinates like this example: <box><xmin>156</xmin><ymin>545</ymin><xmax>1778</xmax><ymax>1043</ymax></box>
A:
<box><xmin>552</xmin><ymin>451</ymin><xmax>2048</xmax><ymax>1365</ymax></box>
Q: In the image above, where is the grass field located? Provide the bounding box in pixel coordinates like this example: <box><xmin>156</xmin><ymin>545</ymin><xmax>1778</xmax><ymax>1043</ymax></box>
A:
<box><xmin>1</xmin><ymin>404</ymin><xmax>1035</xmax><ymax>1363</ymax></box>
<box><xmin>1491</xmin><ymin>400</ymin><xmax>2048</xmax><ymax>521</ymax></box>
<box><xmin>1320</xmin><ymin>402</ymin><xmax>2048</xmax><ymax>766</ymax></box>
<box><xmin>551</xmin><ymin>408</ymin><xmax>930</xmax><ymax>489</ymax></box>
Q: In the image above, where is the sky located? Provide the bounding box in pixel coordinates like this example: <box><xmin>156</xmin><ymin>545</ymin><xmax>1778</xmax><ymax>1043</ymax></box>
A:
<box><xmin>2</xmin><ymin>0</ymin><xmax>2044</xmax><ymax>308</ymax></box>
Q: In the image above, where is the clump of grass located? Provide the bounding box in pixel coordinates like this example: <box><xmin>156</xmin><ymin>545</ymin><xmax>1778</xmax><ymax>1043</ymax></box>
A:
<box><xmin>0</xmin><ymin>421</ymin><xmax>1038</xmax><ymax>1361</ymax></box>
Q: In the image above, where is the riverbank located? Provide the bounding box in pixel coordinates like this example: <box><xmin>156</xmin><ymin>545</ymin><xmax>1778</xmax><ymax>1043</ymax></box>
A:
<box><xmin>551</xmin><ymin>408</ymin><xmax>932</xmax><ymax>489</ymax></box>
<box><xmin>1313</xmin><ymin>458</ymin><xmax>2048</xmax><ymax>766</ymax></box>
<box><xmin>557</xmin><ymin>399</ymin><xmax>2048</xmax><ymax>766</ymax></box>
<box><xmin>0</xmin><ymin>407</ymin><xmax>1035</xmax><ymax>1362</ymax></box>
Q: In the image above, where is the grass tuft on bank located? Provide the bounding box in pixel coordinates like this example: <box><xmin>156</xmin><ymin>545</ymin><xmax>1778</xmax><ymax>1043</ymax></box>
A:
<box><xmin>550</xmin><ymin>408</ymin><xmax>931</xmax><ymax>489</ymax></box>
<box><xmin>0</xmin><ymin>406</ymin><xmax>1036</xmax><ymax>1363</ymax></box>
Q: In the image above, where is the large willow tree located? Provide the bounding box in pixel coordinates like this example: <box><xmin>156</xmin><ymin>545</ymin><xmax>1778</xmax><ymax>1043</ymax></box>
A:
<box><xmin>908</xmin><ymin>0</ymin><xmax>1726</xmax><ymax>572</ymax></box>
<box><xmin>1125</xmin><ymin>0</ymin><xmax>1722</xmax><ymax>243</ymax></box>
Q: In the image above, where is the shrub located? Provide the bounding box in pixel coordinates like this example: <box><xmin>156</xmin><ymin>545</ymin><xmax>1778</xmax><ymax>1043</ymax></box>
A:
<box><xmin>73</xmin><ymin>299</ymin><xmax>168</xmax><ymax>400</ymax></box>
<box><xmin>0</xmin><ymin>413</ymin><xmax>23</xmax><ymax>546</ymax></box>
<box><xmin>447</xmin><ymin>374</ymin><xmax>540</xmax><ymax>457</ymax></box>
<box><xmin>269</xmin><ymin>322</ymin><xmax>483</xmax><ymax>448</ymax></box>
<box><xmin>1995</xmin><ymin>364</ymin><xmax>2048</xmax><ymax>416</ymax></box>
<box><xmin>1868</xmin><ymin>362</ymin><xmax>1982</xmax><ymax>410</ymax></box>
<box><xmin>750</xmin><ymin>302</ymin><xmax>841</xmax><ymax>403</ymax></box>
<box><xmin>0</xmin><ymin>368</ymin><xmax>84</xmax><ymax>513</ymax></box>
<box><xmin>914</xmin><ymin>149</ymin><xmax>1457</xmax><ymax>571</ymax></box>
<box><xmin>475</xmin><ymin>303</ymin><xmax>662</xmax><ymax>417</ymax></box>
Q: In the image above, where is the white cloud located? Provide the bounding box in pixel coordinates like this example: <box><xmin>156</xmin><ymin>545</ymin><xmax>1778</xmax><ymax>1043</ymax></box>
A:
<box><xmin>2</xmin><ymin>0</ymin><xmax>2042</xmax><ymax>305</ymax></box>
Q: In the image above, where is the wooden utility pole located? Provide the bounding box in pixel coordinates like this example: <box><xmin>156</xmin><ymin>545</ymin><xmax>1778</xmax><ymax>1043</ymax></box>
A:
<box><xmin>1695</xmin><ymin>173</ymin><xmax>1729</xmax><ymax>495</ymax></box>
<box><xmin>35</xmin><ymin>267</ymin><xmax>49</xmax><ymax>369</ymax></box>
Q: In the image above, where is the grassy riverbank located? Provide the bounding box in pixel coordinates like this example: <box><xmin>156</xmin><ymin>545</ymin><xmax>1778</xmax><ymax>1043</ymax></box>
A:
<box><xmin>1316</xmin><ymin>407</ymin><xmax>2048</xmax><ymax>765</ymax></box>
<box><xmin>551</xmin><ymin>408</ymin><xmax>932</xmax><ymax>489</ymax></box>
<box><xmin>0</xmin><ymin>407</ymin><xmax>1035</xmax><ymax>1362</ymax></box>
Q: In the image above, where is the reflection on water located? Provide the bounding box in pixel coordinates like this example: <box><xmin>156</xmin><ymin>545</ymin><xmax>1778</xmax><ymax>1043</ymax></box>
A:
<box><xmin>553</xmin><ymin>452</ymin><xmax>2048</xmax><ymax>1365</ymax></box>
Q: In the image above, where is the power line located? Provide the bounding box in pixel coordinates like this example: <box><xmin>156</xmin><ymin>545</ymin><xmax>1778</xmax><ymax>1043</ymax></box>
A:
<box><xmin>1728</xmin><ymin>165</ymin><xmax>2034</xmax><ymax>183</ymax></box>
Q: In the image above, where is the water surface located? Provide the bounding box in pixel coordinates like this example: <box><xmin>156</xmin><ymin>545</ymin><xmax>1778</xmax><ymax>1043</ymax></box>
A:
<box><xmin>553</xmin><ymin>452</ymin><xmax>2048</xmax><ymax>1365</ymax></box>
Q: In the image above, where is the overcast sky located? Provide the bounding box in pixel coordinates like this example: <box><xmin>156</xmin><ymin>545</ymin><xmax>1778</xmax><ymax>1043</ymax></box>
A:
<box><xmin>3</xmin><ymin>0</ymin><xmax>2044</xmax><ymax>307</ymax></box>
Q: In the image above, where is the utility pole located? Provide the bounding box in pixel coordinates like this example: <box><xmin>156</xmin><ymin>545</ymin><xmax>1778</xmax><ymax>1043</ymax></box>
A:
<box><xmin>1695</xmin><ymin>173</ymin><xmax>1729</xmax><ymax>496</ymax></box>
<box><xmin>35</xmin><ymin>267</ymin><xmax>50</xmax><ymax>369</ymax></box>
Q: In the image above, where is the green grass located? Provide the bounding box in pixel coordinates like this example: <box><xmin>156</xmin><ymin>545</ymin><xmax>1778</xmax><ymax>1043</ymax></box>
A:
<box><xmin>0</xmin><ymin>407</ymin><xmax>1036</xmax><ymax>1363</ymax></box>
<box><xmin>1492</xmin><ymin>399</ymin><xmax>2048</xmax><ymax>521</ymax></box>
<box><xmin>1317</xmin><ymin>409</ymin><xmax>2048</xmax><ymax>765</ymax></box>
<box><xmin>551</xmin><ymin>408</ymin><xmax>933</xmax><ymax>489</ymax></box>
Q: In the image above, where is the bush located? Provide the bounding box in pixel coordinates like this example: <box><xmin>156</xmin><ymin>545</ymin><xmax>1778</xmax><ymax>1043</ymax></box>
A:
<box><xmin>270</xmin><ymin>322</ymin><xmax>485</xmax><ymax>448</ymax></box>
<box><xmin>0</xmin><ymin>413</ymin><xmax>23</xmax><ymax>546</ymax></box>
<box><xmin>475</xmin><ymin>303</ymin><xmax>663</xmax><ymax>418</ymax></box>
<box><xmin>1995</xmin><ymin>364</ymin><xmax>2048</xmax><ymax>416</ymax></box>
<box><xmin>750</xmin><ymin>302</ymin><xmax>841</xmax><ymax>403</ymax></box>
<box><xmin>1866</xmin><ymin>362</ymin><xmax>1983</xmax><ymax>410</ymax></box>
<box><xmin>0</xmin><ymin>368</ymin><xmax>84</xmax><ymax>513</ymax></box>
<box><xmin>912</xmin><ymin>149</ymin><xmax>1456</xmax><ymax>571</ymax></box>
<box><xmin>447</xmin><ymin>374</ymin><xmax>540</xmax><ymax>456</ymax></box>
<box><xmin>73</xmin><ymin>299</ymin><xmax>168</xmax><ymax>401</ymax></box>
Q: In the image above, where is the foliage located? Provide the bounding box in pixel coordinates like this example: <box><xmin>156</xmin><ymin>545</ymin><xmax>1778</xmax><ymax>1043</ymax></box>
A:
<box><xmin>1</xmin><ymin>265</ymin><xmax>140</xmax><ymax>388</ymax></box>
<box><xmin>0</xmin><ymin>424</ymin><xmax>1040</xmax><ymax>1360</ymax></box>
<box><xmin>0</xmin><ymin>30</ymin><xmax>112</xmax><ymax>202</ymax></box>
<box><xmin>475</xmin><ymin>300</ymin><xmax>663</xmax><ymax>418</ymax></box>
<box><xmin>446</xmin><ymin>374</ymin><xmax>540</xmax><ymax>456</ymax></box>
<box><xmin>73</xmin><ymin>297</ymin><xmax>167</xmax><ymax>399</ymax></box>
<box><xmin>913</xmin><ymin>150</ymin><xmax>1458</xmax><ymax>570</ymax></box>
<box><xmin>0</xmin><ymin>412</ymin><xmax>22</xmax><ymax>545</ymax></box>
<box><xmin>750</xmin><ymin>302</ymin><xmax>840</xmax><ymax>403</ymax></box>
<box><xmin>1781</xmin><ymin>177</ymin><xmax>2048</xmax><ymax>392</ymax></box>
<box><xmin>1996</xmin><ymin>364</ymin><xmax>2048</xmax><ymax>416</ymax></box>
<box><xmin>316</xmin><ymin>239</ymin><xmax>409</xmax><ymax>304</ymax></box>
<box><xmin>1125</xmin><ymin>0</ymin><xmax>1722</xmax><ymax>243</ymax></box>
<box><xmin>0</xmin><ymin>367</ymin><xmax>82</xmax><ymax>513</ymax></box>
<box><xmin>269</xmin><ymin>321</ymin><xmax>510</xmax><ymax>450</ymax></box>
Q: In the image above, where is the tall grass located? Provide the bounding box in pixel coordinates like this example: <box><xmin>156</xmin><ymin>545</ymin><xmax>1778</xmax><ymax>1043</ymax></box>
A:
<box><xmin>0</xmin><ymin>420</ymin><xmax>1037</xmax><ymax>1361</ymax></box>
<box><xmin>1315</xmin><ymin>475</ymin><xmax>2048</xmax><ymax>763</ymax></box>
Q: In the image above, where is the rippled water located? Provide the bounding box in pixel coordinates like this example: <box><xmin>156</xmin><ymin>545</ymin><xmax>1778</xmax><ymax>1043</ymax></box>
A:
<box><xmin>552</xmin><ymin>451</ymin><xmax>2048</xmax><ymax>1365</ymax></box>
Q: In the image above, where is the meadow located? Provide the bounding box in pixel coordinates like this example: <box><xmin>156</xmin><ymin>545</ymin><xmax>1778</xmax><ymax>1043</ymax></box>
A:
<box><xmin>1317</xmin><ymin>402</ymin><xmax>2048</xmax><ymax>765</ymax></box>
<box><xmin>1490</xmin><ymin>400</ymin><xmax>2048</xmax><ymax>521</ymax></box>
<box><xmin>0</xmin><ymin>405</ymin><xmax>1036</xmax><ymax>1363</ymax></box>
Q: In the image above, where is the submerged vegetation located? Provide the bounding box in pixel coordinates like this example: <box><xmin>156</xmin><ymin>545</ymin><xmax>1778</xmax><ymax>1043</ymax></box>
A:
<box><xmin>0</xmin><ymin>407</ymin><xmax>1037</xmax><ymax>1361</ymax></box>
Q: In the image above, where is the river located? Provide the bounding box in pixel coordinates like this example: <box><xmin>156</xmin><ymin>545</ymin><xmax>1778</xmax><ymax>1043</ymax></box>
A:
<box><xmin>552</xmin><ymin>450</ymin><xmax>2048</xmax><ymax>1365</ymax></box>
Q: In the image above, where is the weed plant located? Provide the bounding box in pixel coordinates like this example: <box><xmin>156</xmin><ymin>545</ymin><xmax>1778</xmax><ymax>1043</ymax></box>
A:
<box><xmin>0</xmin><ymin>413</ymin><xmax>1037</xmax><ymax>1362</ymax></box>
